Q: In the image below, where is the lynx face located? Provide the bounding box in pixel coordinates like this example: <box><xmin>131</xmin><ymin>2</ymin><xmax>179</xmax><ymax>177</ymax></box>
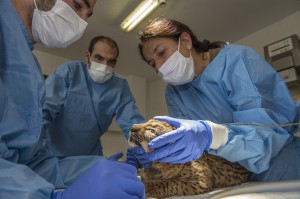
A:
<box><xmin>128</xmin><ymin>119</ymin><xmax>175</xmax><ymax>152</ymax></box>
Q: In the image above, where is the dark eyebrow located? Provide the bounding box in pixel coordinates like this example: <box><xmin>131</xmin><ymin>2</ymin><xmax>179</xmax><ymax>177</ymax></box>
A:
<box><xmin>83</xmin><ymin>0</ymin><xmax>91</xmax><ymax>8</ymax></box>
<box><xmin>108</xmin><ymin>58</ymin><xmax>117</xmax><ymax>61</ymax></box>
<box><xmin>84</xmin><ymin>0</ymin><xmax>93</xmax><ymax>17</ymax></box>
<box><xmin>93</xmin><ymin>53</ymin><xmax>103</xmax><ymax>58</ymax></box>
<box><xmin>153</xmin><ymin>44</ymin><xmax>161</xmax><ymax>55</ymax></box>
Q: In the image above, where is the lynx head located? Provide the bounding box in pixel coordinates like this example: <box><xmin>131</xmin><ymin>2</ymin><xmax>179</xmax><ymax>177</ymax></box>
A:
<box><xmin>128</xmin><ymin>119</ymin><xmax>175</xmax><ymax>152</ymax></box>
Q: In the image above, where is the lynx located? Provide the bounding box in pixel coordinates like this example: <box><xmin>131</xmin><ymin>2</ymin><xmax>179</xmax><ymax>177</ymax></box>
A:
<box><xmin>128</xmin><ymin>119</ymin><xmax>250</xmax><ymax>198</ymax></box>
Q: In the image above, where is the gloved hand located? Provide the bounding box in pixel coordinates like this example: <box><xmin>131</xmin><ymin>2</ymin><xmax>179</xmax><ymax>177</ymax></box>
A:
<box><xmin>52</xmin><ymin>159</ymin><xmax>145</xmax><ymax>199</ymax></box>
<box><xmin>125</xmin><ymin>148</ymin><xmax>139</xmax><ymax>169</ymax></box>
<box><xmin>126</xmin><ymin>147</ymin><xmax>152</xmax><ymax>168</ymax></box>
<box><xmin>107</xmin><ymin>152</ymin><xmax>123</xmax><ymax>161</ymax></box>
<box><xmin>148</xmin><ymin>116</ymin><xmax>212</xmax><ymax>164</ymax></box>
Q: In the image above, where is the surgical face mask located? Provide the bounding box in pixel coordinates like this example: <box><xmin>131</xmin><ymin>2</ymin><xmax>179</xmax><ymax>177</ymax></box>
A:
<box><xmin>32</xmin><ymin>0</ymin><xmax>88</xmax><ymax>48</ymax></box>
<box><xmin>88</xmin><ymin>61</ymin><xmax>114</xmax><ymax>84</ymax></box>
<box><xmin>158</xmin><ymin>38</ymin><xmax>195</xmax><ymax>85</ymax></box>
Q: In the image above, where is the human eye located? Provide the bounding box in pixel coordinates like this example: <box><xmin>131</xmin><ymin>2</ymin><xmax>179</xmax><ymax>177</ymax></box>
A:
<box><xmin>108</xmin><ymin>59</ymin><xmax>117</xmax><ymax>66</ymax></box>
<box><xmin>158</xmin><ymin>49</ymin><xmax>166</xmax><ymax>57</ymax></box>
<box><xmin>73</xmin><ymin>0</ymin><xmax>83</xmax><ymax>10</ymax></box>
<box><xmin>94</xmin><ymin>55</ymin><xmax>103</xmax><ymax>62</ymax></box>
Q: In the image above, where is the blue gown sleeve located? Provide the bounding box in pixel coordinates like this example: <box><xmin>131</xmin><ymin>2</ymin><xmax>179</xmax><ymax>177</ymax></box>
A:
<box><xmin>0</xmin><ymin>159</ymin><xmax>54</xmax><ymax>199</ymax></box>
<box><xmin>0</xmin><ymin>0</ymin><xmax>105</xmax><ymax>197</ymax></box>
<box><xmin>208</xmin><ymin>46</ymin><xmax>297</xmax><ymax>174</ymax></box>
<box><xmin>43</xmin><ymin>64</ymin><xmax>70</xmax><ymax>128</ymax></box>
<box><xmin>115</xmin><ymin>80</ymin><xmax>145</xmax><ymax>139</ymax></box>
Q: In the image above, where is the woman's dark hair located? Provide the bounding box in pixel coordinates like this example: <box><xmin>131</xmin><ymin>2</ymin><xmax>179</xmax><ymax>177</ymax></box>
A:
<box><xmin>138</xmin><ymin>18</ymin><xmax>226</xmax><ymax>61</ymax></box>
<box><xmin>88</xmin><ymin>36</ymin><xmax>119</xmax><ymax>57</ymax></box>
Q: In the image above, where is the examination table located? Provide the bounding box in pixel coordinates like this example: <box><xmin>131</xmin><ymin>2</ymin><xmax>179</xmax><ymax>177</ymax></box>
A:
<box><xmin>161</xmin><ymin>180</ymin><xmax>300</xmax><ymax>199</ymax></box>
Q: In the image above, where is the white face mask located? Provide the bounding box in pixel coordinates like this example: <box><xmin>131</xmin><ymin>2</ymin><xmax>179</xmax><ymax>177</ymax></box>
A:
<box><xmin>88</xmin><ymin>61</ymin><xmax>114</xmax><ymax>84</ymax></box>
<box><xmin>158</xmin><ymin>38</ymin><xmax>195</xmax><ymax>85</ymax></box>
<box><xmin>32</xmin><ymin>0</ymin><xmax>88</xmax><ymax>48</ymax></box>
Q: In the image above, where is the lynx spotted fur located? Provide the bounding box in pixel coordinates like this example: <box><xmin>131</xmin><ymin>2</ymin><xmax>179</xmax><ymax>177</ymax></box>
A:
<box><xmin>128</xmin><ymin>119</ymin><xmax>250</xmax><ymax>198</ymax></box>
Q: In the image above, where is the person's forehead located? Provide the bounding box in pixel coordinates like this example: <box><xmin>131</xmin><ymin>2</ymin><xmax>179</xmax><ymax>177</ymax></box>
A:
<box><xmin>143</xmin><ymin>38</ymin><xmax>173</xmax><ymax>54</ymax></box>
<box><xmin>93</xmin><ymin>41</ymin><xmax>118</xmax><ymax>57</ymax></box>
<box><xmin>63</xmin><ymin>0</ymin><xmax>96</xmax><ymax>7</ymax></box>
<box><xmin>63</xmin><ymin>0</ymin><xmax>96</xmax><ymax>16</ymax></box>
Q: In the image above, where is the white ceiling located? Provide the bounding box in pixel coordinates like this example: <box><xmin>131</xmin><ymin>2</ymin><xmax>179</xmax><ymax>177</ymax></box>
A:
<box><xmin>35</xmin><ymin>0</ymin><xmax>300</xmax><ymax>82</ymax></box>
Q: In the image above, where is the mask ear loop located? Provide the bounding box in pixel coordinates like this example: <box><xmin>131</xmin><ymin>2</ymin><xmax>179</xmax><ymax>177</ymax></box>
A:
<box><xmin>33</xmin><ymin>0</ymin><xmax>38</xmax><ymax>9</ymax></box>
<box><xmin>88</xmin><ymin>52</ymin><xmax>93</xmax><ymax>68</ymax></box>
<box><xmin>178</xmin><ymin>37</ymin><xmax>192</xmax><ymax>57</ymax></box>
<box><xmin>88</xmin><ymin>52</ymin><xmax>93</xmax><ymax>63</ymax></box>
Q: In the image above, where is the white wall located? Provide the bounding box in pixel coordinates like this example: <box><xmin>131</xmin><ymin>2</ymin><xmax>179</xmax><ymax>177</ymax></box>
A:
<box><xmin>235</xmin><ymin>11</ymin><xmax>300</xmax><ymax>57</ymax></box>
<box><xmin>146</xmin><ymin>79</ymin><xmax>168</xmax><ymax>119</ymax></box>
<box><xmin>100</xmin><ymin>130</ymin><xmax>128</xmax><ymax>160</ymax></box>
<box><xmin>235</xmin><ymin>10</ymin><xmax>300</xmax><ymax>101</ymax></box>
<box><xmin>34</xmin><ymin>50</ymin><xmax>70</xmax><ymax>75</ymax></box>
<box><xmin>101</xmin><ymin>75</ymin><xmax>147</xmax><ymax>158</ymax></box>
<box><xmin>127</xmin><ymin>75</ymin><xmax>147</xmax><ymax>117</ymax></box>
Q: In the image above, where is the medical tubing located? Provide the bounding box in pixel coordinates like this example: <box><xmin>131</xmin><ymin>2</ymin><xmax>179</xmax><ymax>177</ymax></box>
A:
<box><xmin>222</xmin><ymin>122</ymin><xmax>300</xmax><ymax>128</ymax></box>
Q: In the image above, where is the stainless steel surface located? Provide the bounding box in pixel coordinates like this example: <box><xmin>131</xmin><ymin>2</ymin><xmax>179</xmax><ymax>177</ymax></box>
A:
<box><xmin>165</xmin><ymin>180</ymin><xmax>300</xmax><ymax>199</ymax></box>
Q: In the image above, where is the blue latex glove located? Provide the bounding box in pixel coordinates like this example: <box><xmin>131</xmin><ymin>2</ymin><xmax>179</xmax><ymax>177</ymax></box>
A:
<box><xmin>108</xmin><ymin>152</ymin><xmax>124</xmax><ymax>161</ymax></box>
<box><xmin>126</xmin><ymin>147</ymin><xmax>152</xmax><ymax>168</ymax></box>
<box><xmin>126</xmin><ymin>148</ymin><xmax>139</xmax><ymax>169</ymax></box>
<box><xmin>148</xmin><ymin>116</ymin><xmax>212</xmax><ymax>164</ymax></box>
<box><xmin>52</xmin><ymin>159</ymin><xmax>145</xmax><ymax>199</ymax></box>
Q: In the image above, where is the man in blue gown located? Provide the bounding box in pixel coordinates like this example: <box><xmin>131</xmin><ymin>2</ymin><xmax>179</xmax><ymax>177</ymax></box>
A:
<box><xmin>0</xmin><ymin>0</ymin><xmax>145</xmax><ymax>198</ymax></box>
<box><xmin>43</xmin><ymin>36</ymin><xmax>145</xmax><ymax>157</ymax></box>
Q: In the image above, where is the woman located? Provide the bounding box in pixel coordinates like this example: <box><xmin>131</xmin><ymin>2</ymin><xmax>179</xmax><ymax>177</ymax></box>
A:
<box><xmin>130</xmin><ymin>18</ymin><xmax>300</xmax><ymax>182</ymax></box>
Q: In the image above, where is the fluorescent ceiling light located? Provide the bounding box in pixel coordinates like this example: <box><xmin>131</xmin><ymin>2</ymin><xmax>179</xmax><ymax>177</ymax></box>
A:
<box><xmin>120</xmin><ymin>0</ymin><xmax>162</xmax><ymax>32</ymax></box>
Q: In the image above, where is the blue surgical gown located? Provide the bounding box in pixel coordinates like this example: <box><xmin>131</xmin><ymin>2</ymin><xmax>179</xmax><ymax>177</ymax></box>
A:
<box><xmin>0</xmin><ymin>1</ymin><xmax>101</xmax><ymax>198</ymax></box>
<box><xmin>43</xmin><ymin>61</ymin><xmax>145</xmax><ymax>157</ymax></box>
<box><xmin>165</xmin><ymin>44</ymin><xmax>300</xmax><ymax>182</ymax></box>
